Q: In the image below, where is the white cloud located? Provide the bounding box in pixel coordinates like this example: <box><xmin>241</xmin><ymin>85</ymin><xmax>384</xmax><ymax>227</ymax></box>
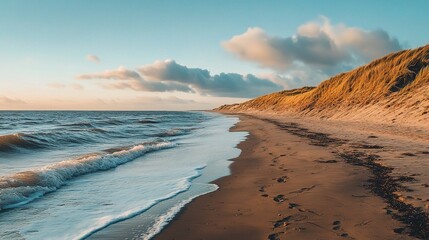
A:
<box><xmin>223</xmin><ymin>26</ymin><xmax>349</xmax><ymax>71</ymax></box>
<box><xmin>297</xmin><ymin>16</ymin><xmax>402</xmax><ymax>62</ymax></box>
<box><xmin>222</xmin><ymin>16</ymin><xmax>403</xmax><ymax>87</ymax></box>
<box><xmin>77</xmin><ymin>66</ymin><xmax>140</xmax><ymax>81</ymax></box>
<box><xmin>76</xmin><ymin>60</ymin><xmax>283</xmax><ymax>98</ymax></box>
<box><xmin>86</xmin><ymin>54</ymin><xmax>100</xmax><ymax>63</ymax></box>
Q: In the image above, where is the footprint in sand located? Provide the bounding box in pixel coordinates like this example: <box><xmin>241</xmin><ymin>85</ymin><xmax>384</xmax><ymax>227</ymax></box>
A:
<box><xmin>333</xmin><ymin>220</ymin><xmax>341</xmax><ymax>230</ymax></box>
<box><xmin>276</xmin><ymin>176</ymin><xmax>288</xmax><ymax>183</ymax></box>
<box><xmin>267</xmin><ymin>232</ymin><xmax>283</xmax><ymax>240</ymax></box>
<box><xmin>273</xmin><ymin>194</ymin><xmax>287</xmax><ymax>203</ymax></box>
<box><xmin>332</xmin><ymin>221</ymin><xmax>351</xmax><ymax>237</ymax></box>
<box><xmin>288</xmin><ymin>202</ymin><xmax>300</xmax><ymax>209</ymax></box>
<box><xmin>273</xmin><ymin>216</ymin><xmax>292</xmax><ymax>228</ymax></box>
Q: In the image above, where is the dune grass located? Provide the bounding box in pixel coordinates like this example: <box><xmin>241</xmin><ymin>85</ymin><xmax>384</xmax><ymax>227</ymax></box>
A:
<box><xmin>216</xmin><ymin>45</ymin><xmax>429</xmax><ymax>125</ymax></box>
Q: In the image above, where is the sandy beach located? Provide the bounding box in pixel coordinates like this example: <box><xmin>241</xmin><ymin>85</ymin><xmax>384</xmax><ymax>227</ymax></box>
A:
<box><xmin>2</xmin><ymin>2</ymin><xmax>428</xmax><ymax>239</ymax></box>
<box><xmin>156</xmin><ymin>113</ymin><xmax>429</xmax><ymax>240</ymax></box>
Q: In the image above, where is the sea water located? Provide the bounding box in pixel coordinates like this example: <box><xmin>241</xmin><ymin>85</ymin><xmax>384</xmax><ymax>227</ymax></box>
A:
<box><xmin>0</xmin><ymin>111</ymin><xmax>246</xmax><ymax>239</ymax></box>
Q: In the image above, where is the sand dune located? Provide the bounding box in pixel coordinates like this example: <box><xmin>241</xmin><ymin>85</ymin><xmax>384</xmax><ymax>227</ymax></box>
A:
<box><xmin>216</xmin><ymin>45</ymin><xmax>429</xmax><ymax>127</ymax></box>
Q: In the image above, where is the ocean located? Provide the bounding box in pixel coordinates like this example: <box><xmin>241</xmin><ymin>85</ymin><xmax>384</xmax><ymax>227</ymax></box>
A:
<box><xmin>0</xmin><ymin>111</ymin><xmax>246</xmax><ymax>239</ymax></box>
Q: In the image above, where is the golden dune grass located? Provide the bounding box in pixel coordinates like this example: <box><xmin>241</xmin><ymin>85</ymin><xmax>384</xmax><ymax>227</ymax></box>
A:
<box><xmin>216</xmin><ymin>45</ymin><xmax>429</xmax><ymax>126</ymax></box>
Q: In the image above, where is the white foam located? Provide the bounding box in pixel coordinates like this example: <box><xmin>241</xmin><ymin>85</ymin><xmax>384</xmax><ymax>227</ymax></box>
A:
<box><xmin>0</xmin><ymin>112</ymin><xmax>247</xmax><ymax>240</ymax></box>
<box><xmin>141</xmin><ymin>184</ymin><xmax>219</xmax><ymax>240</ymax></box>
<box><xmin>75</xmin><ymin>173</ymin><xmax>205</xmax><ymax>240</ymax></box>
<box><xmin>0</xmin><ymin>141</ymin><xmax>175</xmax><ymax>209</ymax></box>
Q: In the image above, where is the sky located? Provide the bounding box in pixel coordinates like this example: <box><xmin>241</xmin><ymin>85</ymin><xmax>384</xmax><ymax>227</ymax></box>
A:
<box><xmin>1</xmin><ymin>0</ymin><xmax>428</xmax><ymax>110</ymax></box>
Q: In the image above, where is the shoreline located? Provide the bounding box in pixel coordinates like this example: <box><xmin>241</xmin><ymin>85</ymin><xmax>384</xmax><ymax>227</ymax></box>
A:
<box><xmin>155</xmin><ymin>113</ymin><xmax>424</xmax><ymax>239</ymax></box>
<box><xmin>83</xmin><ymin>112</ymin><xmax>245</xmax><ymax>240</ymax></box>
<box><xmin>155</xmin><ymin>114</ymin><xmax>276</xmax><ymax>239</ymax></box>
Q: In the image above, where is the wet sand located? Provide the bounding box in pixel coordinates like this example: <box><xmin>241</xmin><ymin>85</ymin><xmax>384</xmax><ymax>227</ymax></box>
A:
<box><xmin>155</xmin><ymin>114</ymin><xmax>429</xmax><ymax>240</ymax></box>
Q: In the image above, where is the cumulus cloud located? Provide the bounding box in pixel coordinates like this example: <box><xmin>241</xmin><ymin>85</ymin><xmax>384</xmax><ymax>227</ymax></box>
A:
<box><xmin>223</xmin><ymin>27</ymin><xmax>349</xmax><ymax>71</ymax></box>
<box><xmin>138</xmin><ymin>60</ymin><xmax>282</xmax><ymax>97</ymax></box>
<box><xmin>297</xmin><ymin>16</ymin><xmax>402</xmax><ymax>62</ymax></box>
<box><xmin>78</xmin><ymin>66</ymin><xmax>194</xmax><ymax>93</ymax></box>
<box><xmin>77</xmin><ymin>66</ymin><xmax>141</xmax><ymax>81</ymax></box>
<box><xmin>100</xmin><ymin>76</ymin><xmax>194</xmax><ymax>93</ymax></box>
<box><xmin>223</xmin><ymin>16</ymin><xmax>403</xmax><ymax>74</ymax></box>
<box><xmin>76</xmin><ymin>60</ymin><xmax>283</xmax><ymax>98</ymax></box>
<box><xmin>86</xmin><ymin>54</ymin><xmax>100</xmax><ymax>63</ymax></box>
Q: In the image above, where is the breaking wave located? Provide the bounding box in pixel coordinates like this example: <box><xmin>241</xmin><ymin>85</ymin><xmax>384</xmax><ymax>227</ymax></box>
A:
<box><xmin>0</xmin><ymin>128</ymin><xmax>110</xmax><ymax>152</ymax></box>
<box><xmin>0</xmin><ymin>140</ymin><xmax>175</xmax><ymax>210</ymax></box>
<box><xmin>0</xmin><ymin>133</ymin><xmax>43</xmax><ymax>151</ymax></box>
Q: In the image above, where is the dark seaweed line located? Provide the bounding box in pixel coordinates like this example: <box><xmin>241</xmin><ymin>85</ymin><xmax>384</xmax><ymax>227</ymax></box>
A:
<box><xmin>248</xmin><ymin>115</ymin><xmax>429</xmax><ymax>239</ymax></box>
<box><xmin>339</xmin><ymin>152</ymin><xmax>429</xmax><ymax>238</ymax></box>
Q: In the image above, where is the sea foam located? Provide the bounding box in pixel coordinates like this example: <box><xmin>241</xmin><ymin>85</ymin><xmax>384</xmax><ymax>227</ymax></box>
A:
<box><xmin>141</xmin><ymin>184</ymin><xmax>219</xmax><ymax>240</ymax></box>
<box><xmin>0</xmin><ymin>140</ymin><xmax>175</xmax><ymax>210</ymax></box>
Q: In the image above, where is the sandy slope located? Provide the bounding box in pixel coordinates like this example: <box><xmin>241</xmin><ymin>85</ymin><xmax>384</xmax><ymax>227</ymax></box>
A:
<box><xmin>216</xmin><ymin>45</ymin><xmax>429</xmax><ymax>127</ymax></box>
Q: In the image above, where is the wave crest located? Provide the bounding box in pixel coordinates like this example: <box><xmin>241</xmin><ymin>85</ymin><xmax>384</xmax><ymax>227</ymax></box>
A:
<box><xmin>0</xmin><ymin>140</ymin><xmax>175</xmax><ymax>210</ymax></box>
<box><xmin>0</xmin><ymin>133</ymin><xmax>42</xmax><ymax>152</ymax></box>
<box><xmin>153</xmin><ymin>128</ymin><xmax>196</xmax><ymax>137</ymax></box>
<box><xmin>0</xmin><ymin>128</ymin><xmax>110</xmax><ymax>153</ymax></box>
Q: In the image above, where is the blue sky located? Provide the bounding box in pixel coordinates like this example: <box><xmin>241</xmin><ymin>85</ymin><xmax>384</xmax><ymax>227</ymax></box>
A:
<box><xmin>1</xmin><ymin>0</ymin><xmax>428</xmax><ymax>110</ymax></box>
